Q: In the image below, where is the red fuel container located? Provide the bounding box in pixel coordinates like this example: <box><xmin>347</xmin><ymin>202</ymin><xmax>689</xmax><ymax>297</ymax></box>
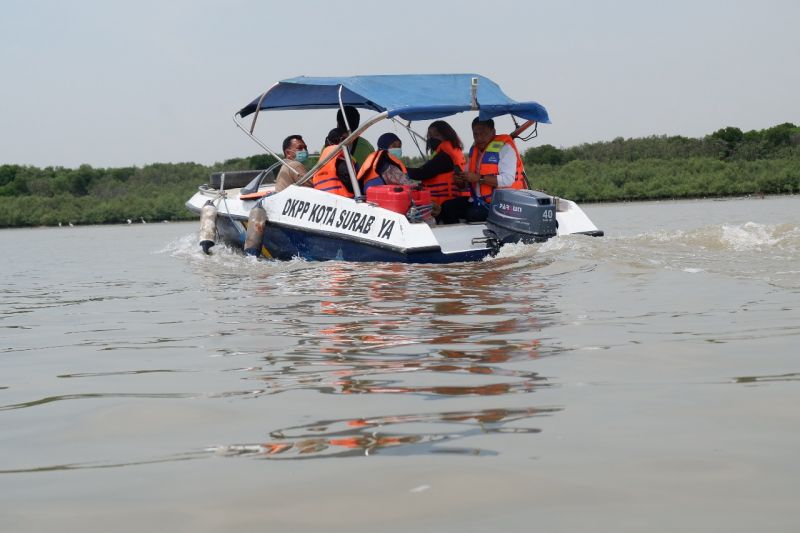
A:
<box><xmin>367</xmin><ymin>185</ymin><xmax>432</xmax><ymax>215</ymax></box>
<box><xmin>410</xmin><ymin>188</ymin><xmax>431</xmax><ymax>207</ymax></box>
<box><xmin>367</xmin><ymin>185</ymin><xmax>411</xmax><ymax>214</ymax></box>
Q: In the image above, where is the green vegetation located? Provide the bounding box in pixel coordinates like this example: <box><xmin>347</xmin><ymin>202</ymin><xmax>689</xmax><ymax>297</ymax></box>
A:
<box><xmin>525</xmin><ymin>123</ymin><xmax>800</xmax><ymax>201</ymax></box>
<box><xmin>1</xmin><ymin>123</ymin><xmax>798</xmax><ymax>227</ymax></box>
<box><xmin>0</xmin><ymin>154</ymin><xmax>276</xmax><ymax>227</ymax></box>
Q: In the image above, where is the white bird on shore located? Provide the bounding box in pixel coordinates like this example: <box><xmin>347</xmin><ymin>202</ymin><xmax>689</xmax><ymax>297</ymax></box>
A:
<box><xmin>140</xmin><ymin>217</ymin><xmax>147</xmax><ymax>224</ymax></box>
<box><xmin>127</xmin><ymin>219</ymin><xmax>132</xmax><ymax>224</ymax></box>
<box><xmin>68</xmin><ymin>222</ymin><xmax>74</xmax><ymax>227</ymax></box>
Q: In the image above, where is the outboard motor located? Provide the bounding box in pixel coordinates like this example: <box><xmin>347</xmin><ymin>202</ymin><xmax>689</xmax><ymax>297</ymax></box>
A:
<box><xmin>484</xmin><ymin>189</ymin><xmax>558</xmax><ymax>247</ymax></box>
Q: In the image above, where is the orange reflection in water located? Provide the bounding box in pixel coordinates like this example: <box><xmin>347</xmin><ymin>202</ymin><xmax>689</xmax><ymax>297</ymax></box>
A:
<box><xmin>209</xmin><ymin>406</ymin><xmax>561</xmax><ymax>460</ymax></box>
<box><xmin>245</xmin><ymin>345</ymin><xmax>550</xmax><ymax>398</ymax></box>
<box><xmin>241</xmin><ymin>259</ymin><xmax>558</xmax><ymax>399</ymax></box>
<box><xmin>311</xmin><ymin>262</ymin><xmax>551</xmax><ymax>357</ymax></box>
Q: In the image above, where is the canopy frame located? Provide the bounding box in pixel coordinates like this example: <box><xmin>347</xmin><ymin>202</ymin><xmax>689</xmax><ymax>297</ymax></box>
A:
<box><xmin>230</xmin><ymin>74</ymin><xmax>550</xmax><ymax>192</ymax></box>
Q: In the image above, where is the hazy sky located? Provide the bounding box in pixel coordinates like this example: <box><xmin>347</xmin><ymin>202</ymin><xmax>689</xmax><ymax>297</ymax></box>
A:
<box><xmin>2</xmin><ymin>0</ymin><xmax>798</xmax><ymax>168</ymax></box>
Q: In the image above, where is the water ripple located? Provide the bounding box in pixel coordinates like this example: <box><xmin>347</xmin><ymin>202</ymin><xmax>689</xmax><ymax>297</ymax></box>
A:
<box><xmin>56</xmin><ymin>369</ymin><xmax>195</xmax><ymax>379</ymax></box>
<box><xmin>731</xmin><ymin>372</ymin><xmax>800</xmax><ymax>384</ymax></box>
<box><xmin>0</xmin><ymin>406</ymin><xmax>561</xmax><ymax>474</ymax></box>
<box><xmin>230</xmin><ymin>350</ymin><xmax>552</xmax><ymax>398</ymax></box>
<box><xmin>208</xmin><ymin>406</ymin><xmax>562</xmax><ymax>460</ymax></box>
<box><xmin>0</xmin><ymin>392</ymin><xmax>198</xmax><ymax>411</ymax></box>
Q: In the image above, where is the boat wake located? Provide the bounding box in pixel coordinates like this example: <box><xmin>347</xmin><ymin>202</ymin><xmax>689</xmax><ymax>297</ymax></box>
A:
<box><xmin>503</xmin><ymin>222</ymin><xmax>800</xmax><ymax>288</ymax></box>
<box><xmin>162</xmin><ymin>220</ymin><xmax>799</xmax><ymax>288</ymax></box>
<box><xmin>158</xmin><ymin>233</ymin><xmax>312</xmax><ymax>276</ymax></box>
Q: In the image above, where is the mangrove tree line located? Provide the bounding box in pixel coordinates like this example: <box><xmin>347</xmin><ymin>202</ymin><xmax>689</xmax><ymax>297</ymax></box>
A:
<box><xmin>0</xmin><ymin>123</ymin><xmax>798</xmax><ymax>227</ymax></box>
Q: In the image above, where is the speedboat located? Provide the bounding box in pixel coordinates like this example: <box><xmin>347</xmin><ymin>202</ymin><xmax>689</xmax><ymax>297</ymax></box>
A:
<box><xmin>185</xmin><ymin>74</ymin><xmax>603</xmax><ymax>263</ymax></box>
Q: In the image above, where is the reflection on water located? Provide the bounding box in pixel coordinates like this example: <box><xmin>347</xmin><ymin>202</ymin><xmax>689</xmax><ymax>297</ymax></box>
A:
<box><xmin>6</xmin><ymin>209</ymin><xmax>797</xmax><ymax>476</ymax></box>
<box><xmin>0</xmin><ymin>232</ymin><xmax>567</xmax><ymax>473</ymax></box>
<box><xmin>220</xmin><ymin>259</ymin><xmax>558</xmax><ymax>400</ymax></box>
<box><xmin>236</xmin><ymin>351</ymin><xmax>549</xmax><ymax>398</ymax></box>
<box><xmin>210</xmin><ymin>406</ymin><xmax>561</xmax><ymax>460</ymax></box>
<box><xmin>57</xmin><ymin>369</ymin><xmax>193</xmax><ymax>378</ymax></box>
<box><xmin>277</xmin><ymin>259</ymin><xmax>558</xmax><ymax>357</ymax></box>
<box><xmin>0</xmin><ymin>392</ymin><xmax>198</xmax><ymax>411</ymax></box>
<box><xmin>0</xmin><ymin>454</ymin><xmax>205</xmax><ymax>475</ymax></box>
<box><xmin>191</xmin><ymin>258</ymin><xmax>566</xmax><ymax>460</ymax></box>
<box><xmin>3</xmin><ymin>199</ymin><xmax>800</xmax><ymax>530</ymax></box>
<box><xmin>732</xmin><ymin>372</ymin><xmax>800</xmax><ymax>384</ymax></box>
<box><xmin>0</xmin><ymin>406</ymin><xmax>561</xmax><ymax>473</ymax></box>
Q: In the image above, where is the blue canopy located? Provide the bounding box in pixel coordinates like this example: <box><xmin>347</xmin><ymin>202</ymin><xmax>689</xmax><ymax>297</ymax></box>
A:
<box><xmin>238</xmin><ymin>74</ymin><xmax>550</xmax><ymax>123</ymax></box>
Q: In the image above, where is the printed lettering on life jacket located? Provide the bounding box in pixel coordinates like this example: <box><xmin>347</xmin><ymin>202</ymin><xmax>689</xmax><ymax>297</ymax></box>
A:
<box><xmin>468</xmin><ymin>134</ymin><xmax>526</xmax><ymax>204</ymax></box>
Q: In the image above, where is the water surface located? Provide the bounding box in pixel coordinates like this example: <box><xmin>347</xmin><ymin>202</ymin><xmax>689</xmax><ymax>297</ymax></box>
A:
<box><xmin>1</xmin><ymin>196</ymin><xmax>799</xmax><ymax>532</ymax></box>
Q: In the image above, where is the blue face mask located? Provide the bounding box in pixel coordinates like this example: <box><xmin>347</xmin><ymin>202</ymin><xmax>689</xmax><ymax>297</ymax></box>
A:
<box><xmin>388</xmin><ymin>147</ymin><xmax>402</xmax><ymax>159</ymax></box>
<box><xmin>294</xmin><ymin>150</ymin><xmax>308</xmax><ymax>163</ymax></box>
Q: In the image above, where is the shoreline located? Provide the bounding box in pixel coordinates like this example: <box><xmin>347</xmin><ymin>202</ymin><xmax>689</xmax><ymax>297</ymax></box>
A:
<box><xmin>2</xmin><ymin>192</ymin><xmax>796</xmax><ymax>230</ymax></box>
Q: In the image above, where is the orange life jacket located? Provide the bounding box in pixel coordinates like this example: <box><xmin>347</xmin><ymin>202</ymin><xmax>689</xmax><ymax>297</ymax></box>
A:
<box><xmin>467</xmin><ymin>134</ymin><xmax>526</xmax><ymax>204</ymax></box>
<box><xmin>313</xmin><ymin>145</ymin><xmax>355</xmax><ymax>198</ymax></box>
<box><xmin>422</xmin><ymin>140</ymin><xmax>466</xmax><ymax>202</ymax></box>
<box><xmin>356</xmin><ymin>150</ymin><xmax>408</xmax><ymax>187</ymax></box>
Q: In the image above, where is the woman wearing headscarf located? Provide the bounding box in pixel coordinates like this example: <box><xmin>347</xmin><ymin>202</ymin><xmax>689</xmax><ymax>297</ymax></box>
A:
<box><xmin>356</xmin><ymin>132</ymin><xmax>408</xmax><ymax>194</ymax></box>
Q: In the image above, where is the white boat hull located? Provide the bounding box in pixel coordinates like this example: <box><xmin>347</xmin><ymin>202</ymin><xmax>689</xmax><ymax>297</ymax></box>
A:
<box><xmin>186</xmin><ymin>185</ymin><xmax>602</xmax><ymax>263</ymax></box>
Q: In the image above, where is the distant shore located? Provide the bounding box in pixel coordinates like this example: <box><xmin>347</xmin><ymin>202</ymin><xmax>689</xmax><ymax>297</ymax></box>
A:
<box><xmin>2</xmin><ymin>123</ymin><xmax>797</xmax><ymax>228</ymax></box>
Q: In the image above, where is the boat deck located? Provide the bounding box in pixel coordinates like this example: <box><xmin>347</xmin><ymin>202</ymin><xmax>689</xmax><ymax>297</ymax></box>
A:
<box><xmin>431</xmin><ymin>223</ymin><xmax>489</xmax><ymax>254</ymax></box>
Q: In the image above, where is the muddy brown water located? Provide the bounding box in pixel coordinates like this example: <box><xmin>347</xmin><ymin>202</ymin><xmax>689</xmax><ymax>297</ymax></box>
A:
<box><xmin>2</xmin><ymin>196</ymin><xmax>799</xmax><ymax>532</ymax></box>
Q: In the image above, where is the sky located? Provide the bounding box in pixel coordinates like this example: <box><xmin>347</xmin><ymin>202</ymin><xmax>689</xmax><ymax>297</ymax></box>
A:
<box><xmin>1</xmin><ymin>0</ymin><xmax>798</xmax><ymax>168</ymax></box>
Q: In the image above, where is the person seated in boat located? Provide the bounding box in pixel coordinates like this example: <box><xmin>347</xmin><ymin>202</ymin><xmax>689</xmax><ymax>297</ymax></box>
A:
<box><xmin>336</xmin><ymin>105</ymin><xmax>375</xmax><ymax>166</ymax></box>
<box><xmin>275</xmin><ymin>134</ymin><xmax>311</xmax><ymax>192</ymax></box>
<box><xmin>356</xmin><ymin>132</ymin><xmax>413</xmax><ymax>194</ymax></box>
<box><xmin>312</xmin><ymin>128</ymin><xmax>356</xmax><ymax>198</ymax></box>
<box><xmin>405</xmin><ymin>120</ymin><xmax>466</xmax><ymax>224</ymax></box>
<box><xmin>443</xmin><ymin>117</ymin><xmax>527</xmax><ymax>223</ymax></box>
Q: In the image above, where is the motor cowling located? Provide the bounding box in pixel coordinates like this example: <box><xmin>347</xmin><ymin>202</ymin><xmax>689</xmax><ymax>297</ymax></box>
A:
<box><xmin>485</xmin><ymin>189</ymin><xmax>558</xmax><ymax>245</ymax></box>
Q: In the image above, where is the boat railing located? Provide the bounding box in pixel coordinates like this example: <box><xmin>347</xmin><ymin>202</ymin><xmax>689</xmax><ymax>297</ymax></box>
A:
<box><xmin>233</xmin><ymin>100</ymin><xmax>391</xmax><ymax>201</ymax></box>
<box><xmin>295</xmin><ymin>111</ymin><xmax>390</xmax><ymax>190</ymax></box>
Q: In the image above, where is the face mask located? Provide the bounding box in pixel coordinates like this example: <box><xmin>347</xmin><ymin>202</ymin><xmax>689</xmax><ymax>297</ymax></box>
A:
<box><xmin>294</xmin><ymin>150</ymin><xmax>308</xmax><ymax>163</ymax></box>
<box><xmin>388</xmin><ymin>147</ymin><xmax>402</xmax><ymax>159</ymax></box>
<box><xmin>426</xmin><ymin>138</ymin><xmax>442</xmax><ymax>152</ymax></box>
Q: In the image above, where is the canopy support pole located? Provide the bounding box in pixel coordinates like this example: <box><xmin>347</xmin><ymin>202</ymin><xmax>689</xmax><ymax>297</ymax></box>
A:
<box><xmin>297</xmin><ymin>111</ymin><xmax>390</xmax><ymax>186</ymax></box>
<box><xmin>393</xmin><ymin>118</ymin><xmax>427</xmax><ymax>159</ymax></box>
<box><xmin>233</xmin><ymin>112</ymin><xmax>300</xmax><ymax>176</ymax></box>
<box><xmin>336</xmin><ymin>85</ymin><xmax>363</xmax><ymax>199</ymax></box>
